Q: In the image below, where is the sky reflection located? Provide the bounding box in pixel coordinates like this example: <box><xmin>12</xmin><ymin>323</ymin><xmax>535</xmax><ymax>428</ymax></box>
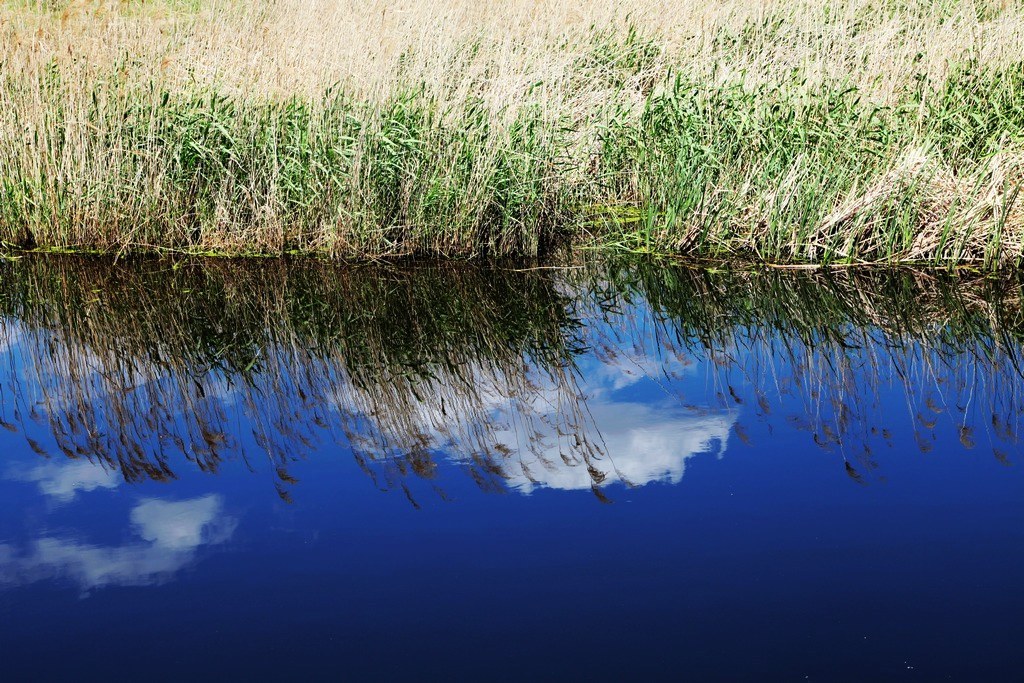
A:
<box><xmin>0</xmin><ymin>259</ymin><xmax>1023</xmax><ymax>679</ymax></box>
<box><xmin>0</xmin><ymin>494</ymin><xmax>236</xmax><ymax>594</ymax></box>
<box><xmin>8</xmin><ymin>459</ymin><xmax>122</xmax><ymax>503</ymax></box>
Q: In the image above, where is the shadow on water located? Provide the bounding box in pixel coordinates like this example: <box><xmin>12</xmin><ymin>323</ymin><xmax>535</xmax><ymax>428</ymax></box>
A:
<box><xmin>0</xmin><ymin>255</ymin><xmax>1021</xmax><ymax>503</ymax></box>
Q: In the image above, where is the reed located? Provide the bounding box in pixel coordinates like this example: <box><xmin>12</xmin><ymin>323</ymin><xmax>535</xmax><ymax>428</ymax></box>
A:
<box><xmin>1</xmin><ymin>0</ymin><xmax>1023</xmax><ymax>264</ymax></box>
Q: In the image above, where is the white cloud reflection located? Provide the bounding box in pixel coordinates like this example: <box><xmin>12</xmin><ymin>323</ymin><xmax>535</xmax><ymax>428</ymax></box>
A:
<box><xmin>497</xmin><ymin>400</ymin><xmax>733</xmax><ymax>493</ymax></box>
<box><xmin>454</xmin><ymin>339</ymin><xmax>737</xmax><ymax>493</ymax></box>
<box><xmin>390</xmin><ymin>345</ymin><xmax>736</xmax><ymax>495</ymax></box>
<box><xmin>0</xmin><ymin>494</ymin><xmax>236</xmax><ymax>594</ymax></box>
<box><xmin>8</xmin><ymin>460</ymin><xmax>121</xmax><ymax>502</ymax></box>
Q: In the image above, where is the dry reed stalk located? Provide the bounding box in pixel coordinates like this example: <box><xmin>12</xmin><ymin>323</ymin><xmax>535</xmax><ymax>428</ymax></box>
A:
<box><xmin>1</xmin><ymin>0</ymin><xmax>1023</xmax><ymax>261</ymax></box>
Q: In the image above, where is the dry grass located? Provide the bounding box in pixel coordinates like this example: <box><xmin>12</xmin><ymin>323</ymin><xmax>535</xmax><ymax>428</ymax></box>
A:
<box><xmin>9</xmin><ymin>0</ymin><xmax>1021</xmax><ymax>100</ymax></box>
<box><xmin>1</xmin><ymin>0</ymin><xmax>1024</xmax><ymax>262</ymax></box>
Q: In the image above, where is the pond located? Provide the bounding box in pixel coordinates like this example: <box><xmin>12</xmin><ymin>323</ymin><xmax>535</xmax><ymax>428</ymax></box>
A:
<box><xmin>0</xmin><ymin>256</ymin><xmax>1022</xmax><ymax>680</ymax></box>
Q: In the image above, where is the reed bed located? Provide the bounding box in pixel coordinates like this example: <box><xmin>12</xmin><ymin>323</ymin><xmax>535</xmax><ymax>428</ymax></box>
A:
<box><xmin>1</xmin><ymin>0</ymin><xmax>1024</xmax><ymax>263</ymax></box>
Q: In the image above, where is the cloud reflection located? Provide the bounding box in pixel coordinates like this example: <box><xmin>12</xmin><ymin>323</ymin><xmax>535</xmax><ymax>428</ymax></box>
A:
<box><xmin>8</xmin><ymin>460</ymin><xmax>121</xmax><ymax>502</ymax></box>
<box><xmin>493</xmin><ymin>396</ymin><xmax>734</xmax><ymax>494</ymax></box>
<box><xmin>425</xmin><ymin>349</ymin><xmax>735</xmax><ymax>495</ymax></box>
<box><xmin>0</xmin><ymin>495</ymin><xmax>236</xmax><ymax>593</ymax></box>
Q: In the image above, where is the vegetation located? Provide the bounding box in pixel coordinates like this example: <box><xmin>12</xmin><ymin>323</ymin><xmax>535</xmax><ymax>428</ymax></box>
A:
<box><xmin>1</xmin><ymin>0</ymin><xmax>1023</xmax><ymax>265</ymax></box>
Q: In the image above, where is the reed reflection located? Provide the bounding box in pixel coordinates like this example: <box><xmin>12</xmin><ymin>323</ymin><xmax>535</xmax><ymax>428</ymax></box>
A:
<box><xmin>0</xmin><ymin>256</ymin><xmax>1020</xmax><ymax>501</ymax></box>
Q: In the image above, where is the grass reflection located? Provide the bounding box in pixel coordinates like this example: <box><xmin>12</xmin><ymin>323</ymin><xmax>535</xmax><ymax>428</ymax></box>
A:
<box><xmin>0</xmin><ymin>256</ymin><xmax>1020</xmax><ymax>501</ymax></box>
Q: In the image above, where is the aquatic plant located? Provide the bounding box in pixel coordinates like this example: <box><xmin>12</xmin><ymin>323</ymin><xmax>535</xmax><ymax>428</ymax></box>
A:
<box><xmin>1</xmin><ymin>0</ymin><xmax>1023</xmax><ymax>265</ymax></box>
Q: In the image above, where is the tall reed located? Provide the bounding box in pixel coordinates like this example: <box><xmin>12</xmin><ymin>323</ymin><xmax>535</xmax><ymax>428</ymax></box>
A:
<box><xmin>1</xmin><ymin>0</ymin><xmax>1023</xmax><ymax>264</ymax></box>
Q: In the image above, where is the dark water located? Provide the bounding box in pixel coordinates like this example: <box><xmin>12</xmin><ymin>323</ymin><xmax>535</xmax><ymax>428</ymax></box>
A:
<box><xmin>0</xmin><ymin>256</ymin><xmax>1022</xmax><ymax>681</ymax></box>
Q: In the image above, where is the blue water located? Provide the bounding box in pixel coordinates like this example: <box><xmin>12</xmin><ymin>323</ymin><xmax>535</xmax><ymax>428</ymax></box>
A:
<box><xmin>0</xmin><ymin>259</ymin><xmax>1021</xmax><ymax>681</ymax></box>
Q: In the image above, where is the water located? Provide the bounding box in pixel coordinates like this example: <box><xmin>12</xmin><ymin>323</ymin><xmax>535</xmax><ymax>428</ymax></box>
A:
<box><xmin>0</xmin><ymin>256</ymin><xmax>1022</xmax><ymax>681</ymax></box>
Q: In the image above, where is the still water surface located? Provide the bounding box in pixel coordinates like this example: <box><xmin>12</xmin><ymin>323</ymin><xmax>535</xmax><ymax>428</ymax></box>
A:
<box><xmin>0</xmin><ymin>257</ymin><xmax>1022</xmax><ymax>681</ymax></box>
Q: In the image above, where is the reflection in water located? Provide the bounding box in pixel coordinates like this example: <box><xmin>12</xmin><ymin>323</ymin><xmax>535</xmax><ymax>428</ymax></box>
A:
<box><xmin>0</xmin><ymin>256</ymin><xmax>1021</xmax><ymax>501</ymax></box>
<box><xmin>8</xmin><ymin>459</ymin><xmax>121</xmax><ymax>502</ymax></box>
<box><xmin>471</xmin><ymin>380</ymin><xmax>734</xmax><ymax>494</ymax></box>
<box><xmin>0</xmin><ymin>495</ymin><xmax>236</xmax><ymax>593</ymax></box>
<box><xmin>500</xmin><ymin>406</ymin><xmax>733</xmax><ymax>494</ymax></box>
